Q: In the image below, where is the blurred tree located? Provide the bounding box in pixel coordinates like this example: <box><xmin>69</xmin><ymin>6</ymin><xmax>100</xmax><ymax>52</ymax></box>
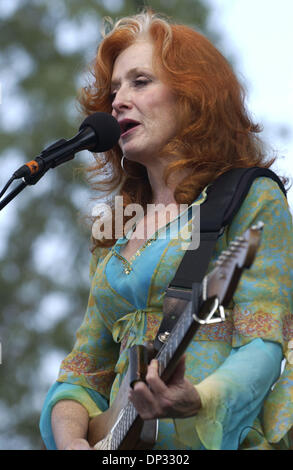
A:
<box><xmin>0</xmin><ymin>0</ymin><xmax>213</xmax><ymax>449</ymax></box>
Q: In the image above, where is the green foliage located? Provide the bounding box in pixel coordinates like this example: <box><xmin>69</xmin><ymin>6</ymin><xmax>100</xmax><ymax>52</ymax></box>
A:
<box><xmin>0</xmin><ymin>0</ymin><xmax>213</xmax><ymax>449</ymax></box>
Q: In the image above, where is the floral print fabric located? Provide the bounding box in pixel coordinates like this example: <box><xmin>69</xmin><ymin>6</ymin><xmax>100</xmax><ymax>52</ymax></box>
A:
<box><xmin>54</xmin><ymin>177</ymin><xmax>293</xmax><ymax>449</ymax></box>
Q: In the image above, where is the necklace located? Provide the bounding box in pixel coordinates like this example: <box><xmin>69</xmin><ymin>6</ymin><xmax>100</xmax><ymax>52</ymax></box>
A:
<box><xmin>111</xmin><ymin>193</ymin><xmax>205</xmax><ymax>275</ymax></box>
<box><xmin>112</xmin><ymin>237</ymin><xmax>156</xmax><ymax>275</ymax></box>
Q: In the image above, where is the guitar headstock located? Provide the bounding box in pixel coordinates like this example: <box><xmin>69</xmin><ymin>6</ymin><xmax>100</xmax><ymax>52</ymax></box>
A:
<box><xmin>206</xmin><ymin>221</ymin><xmax>264</xmax><ymax>306</ymax></box>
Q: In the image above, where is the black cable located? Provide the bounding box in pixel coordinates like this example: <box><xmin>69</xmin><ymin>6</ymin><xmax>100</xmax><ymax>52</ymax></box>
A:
<box><xmin>0</xmin><ymin>176</ymin><xmax>16</xmax><ymax>199</ymax></box>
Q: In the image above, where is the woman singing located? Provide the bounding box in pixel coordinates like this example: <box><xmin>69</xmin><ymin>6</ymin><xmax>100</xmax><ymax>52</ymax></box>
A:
<box><xmin>40</xmin><ymin>10</ymin><xmax>293</xmax><ymax>450</ymax></box>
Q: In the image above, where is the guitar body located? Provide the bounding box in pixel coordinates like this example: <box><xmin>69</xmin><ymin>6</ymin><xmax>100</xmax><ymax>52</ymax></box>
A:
<box><xmin>88</xmin><ymin>367</ymin><xmax>158</xmax><ymax>450</ymax></box>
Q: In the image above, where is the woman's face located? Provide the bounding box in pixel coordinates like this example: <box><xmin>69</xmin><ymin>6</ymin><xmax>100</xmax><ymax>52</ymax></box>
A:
<box><xmin>111</xmin><ymin>40</ymin><xmax>179</xmax><ymax>166</ymax></box>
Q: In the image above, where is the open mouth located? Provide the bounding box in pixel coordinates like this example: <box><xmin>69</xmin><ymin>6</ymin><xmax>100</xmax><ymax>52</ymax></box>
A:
<box><xmin>119</xmin><ymin>119</ymin><xmax>141</xmax><ymax>137</ymax></box>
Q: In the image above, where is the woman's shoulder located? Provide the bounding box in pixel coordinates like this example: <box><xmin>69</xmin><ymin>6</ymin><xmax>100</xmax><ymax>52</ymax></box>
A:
<box><xmin>89</xmin><ymin>245</ymin><xmax>111</xmax><ymax>279</ymax></box>
<box><xmin>226</xmin><ymin>175</ymin><xmax>292</xmax><ymax>242</ymax></box>
<box><xmin>246</xmin><ymin>175</ymin><xmax>287</xmax><ymax>202</ymax></box>
<box><xmin>234</xmin><ymin>175</ymin><xmax>289</xmax><ymax>217</ymax></box>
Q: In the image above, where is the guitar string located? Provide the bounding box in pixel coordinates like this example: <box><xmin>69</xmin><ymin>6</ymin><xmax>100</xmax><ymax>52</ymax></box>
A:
<box><xmin>157</xmin><ymin>306</ymin><xmax>191</xmax><ymax>368</ymax></box>
<box><xmin>113</xmin><ymin>402</ymin><xmax>137</xmax><ymax>449</ymax></box>
<box><xmin>153</xmin><ymin>307</ymin><xmax>191</xmax><ymax>380</ymax></box>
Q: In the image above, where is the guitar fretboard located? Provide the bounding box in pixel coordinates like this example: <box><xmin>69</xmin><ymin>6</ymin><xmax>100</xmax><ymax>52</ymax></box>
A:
<box><xmin>156</xmin><ymin>302</ymin><xmax>194</xmax><ymax>376</ymax></box>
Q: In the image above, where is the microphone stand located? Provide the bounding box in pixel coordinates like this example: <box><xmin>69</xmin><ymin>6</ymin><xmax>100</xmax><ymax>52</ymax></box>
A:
<box><xmin>0</xmin><ymin>168</ymin><xmax>49</xmax><ymax>212</ymax></box>
<box><xmin>0</xmin><ymin>180</ymin><xmax>27</xmax><ymax>211</ymax></box>
<box><xmin>0</xmin><ymin>138</ymin><xmax>73</xmax><ymax>212</ymax></box>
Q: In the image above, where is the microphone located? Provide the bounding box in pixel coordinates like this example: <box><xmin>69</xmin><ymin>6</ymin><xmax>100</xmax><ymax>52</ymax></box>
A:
<box><xmin>13</xmin><ymin>112</ymin><xmax>121</xmax><ymax>179</ymax></box>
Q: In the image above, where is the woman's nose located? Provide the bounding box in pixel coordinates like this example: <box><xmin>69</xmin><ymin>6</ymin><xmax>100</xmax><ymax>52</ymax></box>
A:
<box><xmin>112</xmin><ymin>87</ymin><xmax>132</xmax><ymax>115</ymax></box>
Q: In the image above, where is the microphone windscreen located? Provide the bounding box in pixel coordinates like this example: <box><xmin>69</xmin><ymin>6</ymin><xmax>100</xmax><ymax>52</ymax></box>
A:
<box><xmin>79</xmin><ymin>112</ymin><xmax>121</xmax><ymax>152</ymax></box>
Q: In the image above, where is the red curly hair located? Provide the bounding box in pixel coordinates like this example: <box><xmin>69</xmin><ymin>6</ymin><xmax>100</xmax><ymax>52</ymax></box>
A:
<box><xmin>78</xmin><ymin>10</ymin><xmax>277</xmax><ymax>248</ymax></box>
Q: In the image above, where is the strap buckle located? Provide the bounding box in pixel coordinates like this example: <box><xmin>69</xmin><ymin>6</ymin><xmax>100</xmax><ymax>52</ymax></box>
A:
<box><xmin>193</xmin><ymin>294</ymin><xmax>225</xmax><ymax>325</ymax></box>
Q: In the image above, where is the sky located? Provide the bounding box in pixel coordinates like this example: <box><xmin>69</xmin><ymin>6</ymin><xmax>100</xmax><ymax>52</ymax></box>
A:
<box><xmin>207</xmin><ymin>0</ymin><xmax>293</xmax><ymax>210</ymax></box>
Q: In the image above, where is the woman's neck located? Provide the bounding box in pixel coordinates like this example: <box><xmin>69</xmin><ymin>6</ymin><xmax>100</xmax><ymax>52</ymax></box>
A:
<box><xmin>146</xmin><ymin>161</ymin><xmax>187</xmax><ymax>205</ymax></box>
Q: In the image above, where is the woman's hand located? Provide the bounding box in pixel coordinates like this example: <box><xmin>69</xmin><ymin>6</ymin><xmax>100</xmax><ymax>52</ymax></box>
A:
<box><xmin>128</xmin><ymin>356</ymin><xmax>201</xmax><ymax>420</ymax></box>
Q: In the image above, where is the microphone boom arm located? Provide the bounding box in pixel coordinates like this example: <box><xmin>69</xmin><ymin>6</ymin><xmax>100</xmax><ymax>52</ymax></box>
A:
<box><xmin>0</xmin><ymin>139</ymin><xmax>76</xmax><ymax>212</ymax></box>
<box><xmin>0</xmin><ymin>132</ymin><xmax>93</xmax><ymax>211</ymax></box>
<box><xmin>0</xmin><ymin>165</ymin><xmax>52</xmax><ymax>211</ymax></box>
<box><xmin>0</xmin><ymin>180</ymin><xmax>28</xmax><ymax>211</ymax></box>
<box><xmin>0</xmin><ymin>112</ymin><xmax>121</xmax><ymax>211</ymax></box>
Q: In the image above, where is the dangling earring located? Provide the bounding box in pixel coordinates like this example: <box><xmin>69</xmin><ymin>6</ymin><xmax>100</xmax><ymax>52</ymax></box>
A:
<box><xmin>121</xmin><ymin>155</ymin><xmax>127</xmax><ymax>173</ymax></box>
<box><xmin>120</xmin><ymin>155</ymin><xmax>142</xmax><ymax>179</ymax></box>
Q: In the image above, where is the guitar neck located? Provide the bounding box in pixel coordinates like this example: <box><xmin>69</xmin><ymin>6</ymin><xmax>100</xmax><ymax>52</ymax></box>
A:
<box><xmin>156</xmin><ymin>300</ymin><xmax>199</xmax><ymax>382</ymax></box>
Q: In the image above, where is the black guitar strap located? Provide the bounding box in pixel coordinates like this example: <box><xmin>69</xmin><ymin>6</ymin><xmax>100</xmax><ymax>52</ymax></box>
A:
<box><xmin>153</xmin><ymin>167</ymin><xmax>286</xmax><ymax>351</ymax></box>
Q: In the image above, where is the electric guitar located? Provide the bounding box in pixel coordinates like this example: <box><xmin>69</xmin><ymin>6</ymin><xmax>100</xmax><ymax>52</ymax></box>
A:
<box><xmin>88</xmin><ymin>221</ymin><xmax>264</xmax><ymax>450</ymax></box>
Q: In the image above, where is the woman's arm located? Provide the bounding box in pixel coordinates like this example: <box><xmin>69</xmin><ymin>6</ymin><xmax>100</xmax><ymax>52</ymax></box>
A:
<box><xmin>51</xmin><ymin>400</ymin><xmax>92</xmax><ymax>450</ymax></box>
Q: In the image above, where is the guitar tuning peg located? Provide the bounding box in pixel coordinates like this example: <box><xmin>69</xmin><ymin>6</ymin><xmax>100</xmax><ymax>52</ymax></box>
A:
<box><xmin>229</xmin><ymin>245</ymin><xmax>238</xmax><ymax>252</ymax></box>
<box><xmin>251</xmin><ymin>221</ymin><xmax>264</xmax><ymax>231</ymax></box>
<box><xmin>230</xmin><ymin>240</ymin><xmax>241</xmax><ymax>247</ymax></box>
<box><xmin>217</xmin><ymin>250</ymin><xmax>233</xmax><ymax>265</ymax></box>
<box><xmin>222</xmin><ymin>250</ymin><xmax>231</xmax><ymax>256</ymax></box>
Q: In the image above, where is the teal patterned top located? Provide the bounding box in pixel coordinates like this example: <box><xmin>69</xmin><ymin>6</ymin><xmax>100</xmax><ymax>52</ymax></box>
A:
<box><xmin>40</xmin><ymin>177</ymin><xmax>293</xmax><ymax>450</ymax></box>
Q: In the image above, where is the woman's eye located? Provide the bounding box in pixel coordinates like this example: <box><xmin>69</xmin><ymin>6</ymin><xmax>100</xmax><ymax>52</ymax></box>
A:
<box><xmin>110</xmin><ymin>77</ymin><xmax>151</xmax><ymax>102</ymax></box>
<box><xmin>134</xmin><ymin>78</ymin><xmax>150</xmax><ymax>87</ymax></box>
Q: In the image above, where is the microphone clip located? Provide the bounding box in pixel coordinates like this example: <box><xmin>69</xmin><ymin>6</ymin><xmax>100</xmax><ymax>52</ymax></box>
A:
<box><xmin>23</xmin><ymin>139</ymin><xmax>71</xmax><ymax>185</ymax></box>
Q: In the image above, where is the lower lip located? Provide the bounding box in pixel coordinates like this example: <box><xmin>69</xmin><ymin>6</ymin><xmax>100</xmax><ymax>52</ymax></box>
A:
<box><xmin>121</xmin><ymin>124</ymin><xmax>141</xmax><ymax>139</ymax></box>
